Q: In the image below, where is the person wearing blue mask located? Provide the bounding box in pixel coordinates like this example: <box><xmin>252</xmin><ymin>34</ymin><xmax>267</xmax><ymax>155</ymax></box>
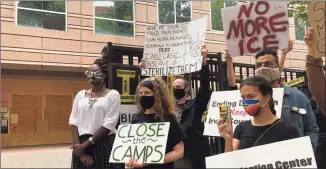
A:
<box><xmin>217</xmin><ymin>76</ymin><xmax>300</xmax><ymax>152</ymax></box>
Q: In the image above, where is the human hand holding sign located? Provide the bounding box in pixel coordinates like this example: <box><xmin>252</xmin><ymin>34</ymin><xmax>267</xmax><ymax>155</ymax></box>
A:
<box><xmin>281</xmin><ymin>41</ymin><xmax>293</xmax><ymax>56</ymax></box>
<box><xmin>304</xmin><ymin>27</ymin><xmax>314</xmax><ymax>56</ymax></box>
<box><xmin>125</xmin><ymin>159</ymin><xmax>146</xmax><ymax>168</ymax></box>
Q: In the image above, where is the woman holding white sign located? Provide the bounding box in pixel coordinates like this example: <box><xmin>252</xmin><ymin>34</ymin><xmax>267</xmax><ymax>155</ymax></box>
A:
<box><xmin>125</xmin><ymin>77</ymin><xmax>187</xmax><ymax>169</ymax></box>
<box><xmin>217</xmin><ymin>76</ymin><xmax>300</xmax><ymax>152</ymax></box>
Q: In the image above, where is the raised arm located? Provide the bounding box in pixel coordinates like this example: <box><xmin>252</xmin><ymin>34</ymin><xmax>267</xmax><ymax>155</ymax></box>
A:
<box><xmin>304</xmin><ymin>27</ymin><xmax>326</xmax><ymax>114</ymax></box>
<box><xmin>279</xmin><ymin>41</ymin><xmax>293</xmax><ymax>72</ymax></box>
<box><xmin>192</xmin><ymin>45</ymin><xmax>210</xmax><ymax>129</ymax></box>
<box><xmin>224</xmin><ymin>49</ymin><xmax>237</xmax><ymax>90</ymax></box>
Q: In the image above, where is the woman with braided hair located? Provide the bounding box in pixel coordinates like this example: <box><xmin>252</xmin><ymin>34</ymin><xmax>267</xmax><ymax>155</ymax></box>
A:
<box><xmin>125</xmin><ymin>77</ymin><xmax>187</xmax><ymax>169</ymax></box>
<box><xmin>69</xmin><ymin>48</ymin><xmax>123</xmax><ymax>169</ymax></box>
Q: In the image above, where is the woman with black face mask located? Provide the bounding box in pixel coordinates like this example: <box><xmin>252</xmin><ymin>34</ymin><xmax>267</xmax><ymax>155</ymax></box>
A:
<box><xmin>125</xmin><ymin>77</ymin><xmax>187</xmax><ymax>169</ymax></box>
<box><xmin>217</xmin><ymin>76</ymin><xmax>300</xmax><ymax>152</ymax></box>
<box><xmin>69</xmin><ymin>51</ymin><xmax>123</xmax><ymax>169</ymax></box>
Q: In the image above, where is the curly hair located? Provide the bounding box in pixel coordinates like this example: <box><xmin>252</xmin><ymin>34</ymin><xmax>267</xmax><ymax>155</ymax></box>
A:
<box><xmin>135</xmin><ymin>77</ymin><xmax>177</xmax><ymax>120</ymax></box>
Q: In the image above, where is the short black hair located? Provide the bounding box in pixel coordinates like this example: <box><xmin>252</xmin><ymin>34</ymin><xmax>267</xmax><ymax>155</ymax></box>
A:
<box><xmin>255</xmin><ymin>48</ymin><xmax>279</xmax><ymax>66</ymax></box>
<box><xmin>240</xmin><ymin>76</ymin><xmax>276</xmax><ymax>115</ymax></box>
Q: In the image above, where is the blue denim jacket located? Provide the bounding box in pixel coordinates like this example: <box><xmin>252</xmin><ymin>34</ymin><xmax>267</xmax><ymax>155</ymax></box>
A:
<box><xmin>280</xmin><ymin>84</ymin><xmax>319</xmax><ymax>151</ymax></box>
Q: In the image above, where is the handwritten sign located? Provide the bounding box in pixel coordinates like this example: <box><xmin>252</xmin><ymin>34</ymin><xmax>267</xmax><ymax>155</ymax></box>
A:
<box><xmin>221</xmin><ymin>1</ymin><xmax>289</xmax><ymax>57</ymax></box>
<box><xmin>206</xmin><ymin>136</ymin><xmax>317</xmax><ymax>168</ymax></box>
<box><xmin>109</xmin><ymin>123</ymin><xmax>170</xmax><ymax>164</ymax></box>
<box><xmin>142</xmin><ymin>16</ymin><xmax>207</xmax><ymax>76</ymax></box>
<box><xmin>203</xmin><ymin>88</ymin><xmax>284</xmax><ymax>136</ymax></box>
<box><xmin>308</xmin><ymin>2</ymin><xmax>325</xmax><ymax>58</ymax></box>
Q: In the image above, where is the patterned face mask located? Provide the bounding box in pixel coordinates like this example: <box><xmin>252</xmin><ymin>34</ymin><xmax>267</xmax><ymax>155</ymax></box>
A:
<box><xmin>85</xmin><ymin>70</ymin><xmax>106</xmax><ymax>84</ymax></box>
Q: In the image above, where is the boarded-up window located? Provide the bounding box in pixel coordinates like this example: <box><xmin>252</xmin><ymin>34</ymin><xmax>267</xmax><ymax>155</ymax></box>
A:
<box><xmin>45</xmin><ymin>95</ymin><xmax>72</xmax><ymax>132</ymax></box>
<box><xmin>10</xmin><ymin>95</ymin><xmax>42</xmax><ymax>133</ymax></box>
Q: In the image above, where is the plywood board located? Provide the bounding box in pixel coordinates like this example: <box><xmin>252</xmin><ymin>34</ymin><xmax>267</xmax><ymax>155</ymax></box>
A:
<box><xmin>46</xmin><ymin>95</ymin><xmax>73</xmax><ymax>108</ymax></box>
<box><xmin>10</xmin><ymin>108</ymin><xmax>42</xmax><ymax>133</ymax></box>
<box><xmin>12</xmin><ymin>95</ymin><xmax>42</xmax><ymax>108</ymax></box>
<box><xmin>36</xmin><ymin>120</ymin><xmax>49</xmax><ymax>132</ymax></box>
<box><xmin>1</xmin><ymin>134</ymin><xmax>11</xmax><ymax>147</ymax></box>
<box><xmin>45</xmin><ymin>109</ymin><xmax>71</xmax><ymax>132</ymax></box>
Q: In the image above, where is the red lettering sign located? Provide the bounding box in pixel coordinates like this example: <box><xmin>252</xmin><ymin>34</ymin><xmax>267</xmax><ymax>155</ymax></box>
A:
<box><xmin>222</xmin><ymin>1</ymin><xmax>289</xmax><ymax>57</ymax></box>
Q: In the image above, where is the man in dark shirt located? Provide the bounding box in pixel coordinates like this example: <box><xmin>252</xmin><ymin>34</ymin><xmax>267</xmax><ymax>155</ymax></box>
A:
<box><xmin>172</xmin><ymin>46</ymin><xmax>211</xmax><ymax>169</ymax></box>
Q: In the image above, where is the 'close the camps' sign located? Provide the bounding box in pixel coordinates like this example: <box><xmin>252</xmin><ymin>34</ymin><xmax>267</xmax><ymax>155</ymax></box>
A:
<box><xmin>222</xmin><ymin>1</ymin><xmax>290</xmax><ymax>57</ymax></box>
<box><xmin>142</xmin><ymin>16</ymin><xmax>207</xmax><ymax>76</ymax></box>
<box><xmin>206</xmin><ymin>136</ymin><xmax>317</xmax><ymax>168</ymax></box>
<box><xmin>109</xmin><ymin>123</ymin><xmax>170</xmax><ymax>164</ymax></box>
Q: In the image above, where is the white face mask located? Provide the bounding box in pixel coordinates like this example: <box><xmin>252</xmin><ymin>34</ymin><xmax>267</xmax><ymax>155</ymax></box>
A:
<box><xmin>255</xmin><ymin>67</ymin><xmax>280</xmax><ymax>82</ymax></box>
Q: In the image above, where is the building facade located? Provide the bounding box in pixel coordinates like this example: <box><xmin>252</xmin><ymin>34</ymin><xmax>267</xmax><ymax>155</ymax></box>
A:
<box><xmin>1</xmin><ymin>1</ymin><xmax>311</xmax><ymax>147</ymax></box>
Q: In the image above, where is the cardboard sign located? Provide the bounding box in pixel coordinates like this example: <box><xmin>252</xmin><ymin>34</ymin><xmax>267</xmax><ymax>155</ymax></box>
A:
<box><xmin>203</xmin><ymin>88</ymin><xmax>284</xmax><ymax>136</ymax></box>
<box><xmin>142</xmin><ymin>16</ymin><xmax>207</xmax><ymax>76</ymax></box>
<box><xmin>119</xmin><ymin>105</ymin><xmax>137</xmax><ymax>124</ymax></box>
<box><xmin>222</xmin><ymin>1</ymin><xmax>289</xmax><ymax>57</ymax></box>
<box><xmin>308</xmin><ymin>2</ymin><xmax>326</xmax><ymax>58</ymax></box>
<box><xmin>109</xmin><ymin>123</ymin><xmax>170</xmax><ymax>164</ymax></box>
<box><xmin>206</xmin><ymin>136</ymin><xmax>317</xmax><ymax>168</ymax></box>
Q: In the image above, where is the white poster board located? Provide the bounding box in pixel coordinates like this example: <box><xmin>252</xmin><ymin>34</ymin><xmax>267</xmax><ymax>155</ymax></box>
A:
<box><xmin>120</xmin><ymin>105</ymin><xmax>137</xmax><ymax>124</ymax></box>
<box><xmin>109</xmin><ymin>122</ymin><xmax>170</xmax><ymax>164</ymax></box>
<box><xmin>206</xmin><ymin>136</ymin><xmax>317</xmax><ymax>168</ymax></box>
<box><xmin>222</xmin><ymin>1</ymin><xmax>289</xmax><ymax>57</ymax></box>
<box><xmin>142</xmin><ymin>16</ymin><xmax>208</xmax><ymax>76</ymax></box>
<box><xmin>203</xmin><ymin>88</ymin><xmax>284</xmax><ymax>136</ymax></box>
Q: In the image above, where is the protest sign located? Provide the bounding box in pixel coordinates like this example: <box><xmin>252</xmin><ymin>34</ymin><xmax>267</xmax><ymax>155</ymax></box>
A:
<box><xmin>308</xmin><ymin>2</ymin><xmax>325</xmax><ymax>58</ymax></box>
<box><xmin>119</xmin><ymin>105</ymin><xmax>137</xmax><ymax>124</ymax></box>
<box><xmin>142</xmin><ymin>16</ymin><xmax>207</xmax><ymax>76</ymax></box>
<box><xmin>206</xmin><ymin>136</ymin><xmax>317</xmax><ymax>168</ymax></box>
<box><xmin>203</xmin><ymin>88</ymin><xmax>284</xmax><ymax>136</ymax></box>
<box><xmin>221</xmin><ymin>1</ymin><xmax>289</xmax><ymax>57</ymax></box>
<box><xmin>109</xmin><ymin>122</ymin><xmax>170</xmax><ymax>164</ymax></box>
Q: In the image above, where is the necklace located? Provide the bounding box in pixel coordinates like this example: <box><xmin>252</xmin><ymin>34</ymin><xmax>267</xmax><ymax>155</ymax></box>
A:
<box><xmin>88</xmin><ymin>87</ymin><xmax>105</xmax><ymax>109</ymax></box>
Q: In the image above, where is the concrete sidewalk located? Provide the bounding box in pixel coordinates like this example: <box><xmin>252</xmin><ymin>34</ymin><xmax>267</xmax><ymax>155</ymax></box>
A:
<box><xmin>1</xmin><ymin>144</ymin><xmax>72</xmax><ymax>168</ymax></box>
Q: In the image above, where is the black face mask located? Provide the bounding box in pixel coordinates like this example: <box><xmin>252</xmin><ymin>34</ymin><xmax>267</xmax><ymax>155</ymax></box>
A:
<box><xmin>174</xmin><ymin>88</ymin><xmax>186</xmax><ymax>100</ymax></box>
<box><xmin>140</xmin><ymin>96</ymin><xmax>155</xmax><ymax>110</ymax></box>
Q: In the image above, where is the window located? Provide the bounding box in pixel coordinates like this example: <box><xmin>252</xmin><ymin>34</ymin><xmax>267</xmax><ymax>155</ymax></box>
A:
<box><xmin>294</xmin><ymin>15</ymin><xmax>307</xmax><ymax>41</ymax></box>
<box><xmin>94</xmin><ymin>1</ymin><xmax>134</xmax><ymax>37</ymax></box>
<box><xmin>158</xmin><ymin>1</ymin><xmax>191</xmax><ymax>24</ymax></box>
<box><xmin>211</xmin><ymin>1</ymin><xmax>238</xmax><ymax>31</ymax></box>
<box><xmin>17</xmin><ymin>1</ymin><xmax>66</xmax><ymax>31</ymax></box>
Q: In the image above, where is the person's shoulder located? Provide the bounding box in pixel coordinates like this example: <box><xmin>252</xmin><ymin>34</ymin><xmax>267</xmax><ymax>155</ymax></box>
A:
<box><xmin>284</xmin><ymin>86</ymin><xmax>308</xmax><ymax>99</ymax></box>
<box><xmin>76</xmin><ymin>90</ymin><xmax>86</xmax><ymax>98</ymax></box>
<box><xmin>235</xmin><ymin>120</ymin><xmax>251</xmax><ymax>131</ymax></box>
<box><xmin>239</xmin><ymin>120</ymin><xmax>251</xmax><ymax>127</ymax></box>
<box><xmin>164</xmin><ymin>113</ymin><xmax>178</xmax><ymax>123</ymax></box>
<box><xmin>107</xmin><ymin>89</ymin><xmax>121</xmax><ymax>100</ymax></box>
<box><xmin>277</xmin><ymin>119</ymin><xmax>297</xmax><ymax>131</ymax></box>
<box><xmin>108</xmin><ymin>89</ymin><xmax>120</xmax><ymax>96</ymax></box>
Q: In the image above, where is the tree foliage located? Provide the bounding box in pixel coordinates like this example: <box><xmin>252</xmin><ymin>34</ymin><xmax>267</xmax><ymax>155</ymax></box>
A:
<box><xmin>287</xmin><ymin>1</ymin><xmax>308</xmax><ymax>25</ymax></box>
